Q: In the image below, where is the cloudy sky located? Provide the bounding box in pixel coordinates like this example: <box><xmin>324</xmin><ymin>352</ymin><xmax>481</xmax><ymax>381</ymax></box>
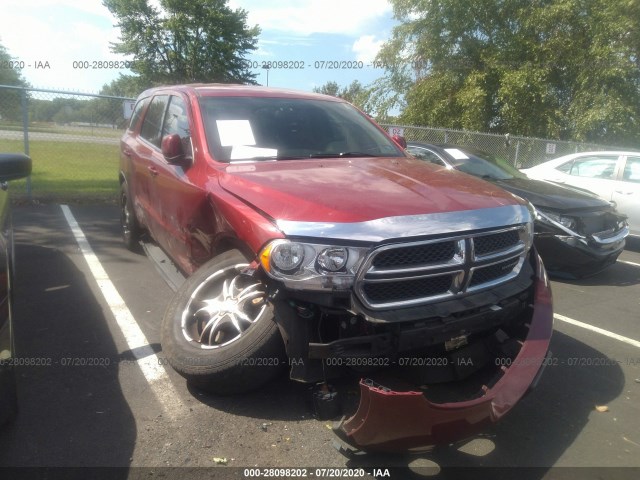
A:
<box><xmin>0</xmin><ymin>0</ymin><xmax>397</xmax><ymax>95</ymax></box>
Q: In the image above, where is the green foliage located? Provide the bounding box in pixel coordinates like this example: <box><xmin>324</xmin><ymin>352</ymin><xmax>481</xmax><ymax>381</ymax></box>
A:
<box><xmin>99</xmin><ymin>74</ymin><xmax>149</xmax><ymax>98</ymax></box>
<box><xmin>313</xmin><ymin>80</ymin><xmax>371</xmax><ymax>110</ymax></box>
<box><xmin>378</xmin><ymin>0</ymin><xmax>640</xmax><ymax>146</ymax></box>
<box><xmin>28</xmin><ymin>96</ymin><xmax>127</xmax><ymax>128</ymax></box>
<box><xmin>312</xmin><ymin>80</ymin><xmax>400</xmax><ymax>122</ymax></box>
<box><xmin>0</xmin><ymin>40</ymin><xmax>29</xmax><ymax>122</ymax></box>
<box><xmin>103</xmin><ymin>0</ymin><xmax>259</xmax><ymax>85</ymax></box>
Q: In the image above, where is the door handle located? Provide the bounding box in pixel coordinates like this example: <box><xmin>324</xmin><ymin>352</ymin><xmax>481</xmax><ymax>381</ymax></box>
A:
<box><xmin>148</xmin><ymin>166</ymin><xmax>159</xmax><ymax>177</ymax></box>
<box><xmin>123</xmin><ymin>148</ymin><xmax>132</xmax><ymax>157</ymax></box>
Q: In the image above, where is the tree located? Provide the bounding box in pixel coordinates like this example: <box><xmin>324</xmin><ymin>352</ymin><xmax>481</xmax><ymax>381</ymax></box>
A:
<box><xmin>376</xmin><ymin>0</ymin><xmax>640</xmax><ymax>146</ymax></box>
<box><xmin>313</xmin><ymin>80</ymin><xmax>398</xmax><ymax>121</ymax></box>
<box><xmin>0</xmin><ymin>40</ymin><xmax>29</xmax><ymax>122</ymax></box>
<box><xmin>103</xmin><ymin>0</ymin><xmax>260</xmax><ymax>85</ymax></box>
<box><xmin>99</xmin><ymin>74</ymin><xmax>150</xmax><ymax>98</ymax></box>
<box><xmin>313</xmin><ymin>80</ymin><xmax>372</xmax><ymax>110</ymax></box>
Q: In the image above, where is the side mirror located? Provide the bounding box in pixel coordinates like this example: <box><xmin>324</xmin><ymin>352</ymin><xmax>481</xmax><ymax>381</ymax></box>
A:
<box><xmin>392</xmin><ymin>135</ymin><xmax>407</xmax><ymax>149</ymax></box>
<box><xmin>161</xmin><ymin>134</ymin><xmax>185</xmax><ymax>164</ymax></box>
<box><xmin>0</xmin><ymin>153</ymin><xmax>32</xmax><ymax>181</ymax></box>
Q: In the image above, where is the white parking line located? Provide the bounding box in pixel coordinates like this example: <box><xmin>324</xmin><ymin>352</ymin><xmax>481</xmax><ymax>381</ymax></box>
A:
<box><xmin>554</xmin><ymin>313</ymin><xmax>640</xmax><ymax>349</ymax></box>
<box><xmin>618</xmin><ymin>259</ymin><xmax>640</xmax><ymax>268</ymax></box>
<box><xmin>61</xmin><ymin>205</ymin><xmax>184</xmax><ymax>421</ymax></box>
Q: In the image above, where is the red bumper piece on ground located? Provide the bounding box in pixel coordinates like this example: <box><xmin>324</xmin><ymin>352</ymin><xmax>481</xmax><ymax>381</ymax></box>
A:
<box><xmin>338</xmin><ymin>254</ymin><xmax>554</xmax><ymax>452</ymax></box>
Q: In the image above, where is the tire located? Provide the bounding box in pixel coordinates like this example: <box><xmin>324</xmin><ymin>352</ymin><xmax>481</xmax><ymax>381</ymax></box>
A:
<box><xmin>161</xmin><ymin>249</ymin><xmax>285</xmax><ymax>395</ymax></box>
<box><xmin>0</xmin><ymin>367</ymin><xmax>18</xmax><ymax>426</ymax></box>
<box><xmin>120</xmin><ymin>181</ymin><xmax>142</xmax><ymax>252</ymax></box>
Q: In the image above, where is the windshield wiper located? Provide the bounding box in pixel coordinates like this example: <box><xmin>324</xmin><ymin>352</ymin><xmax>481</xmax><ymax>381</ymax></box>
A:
<box><xmin>231</xmin><ymin>155</ymin><xmax>307</xmax><ymax>162</ymax></box>
<box><xmin>308</xmin><ymin>152</ymin><xmax>380</xmax><ymax>158</ymax></box>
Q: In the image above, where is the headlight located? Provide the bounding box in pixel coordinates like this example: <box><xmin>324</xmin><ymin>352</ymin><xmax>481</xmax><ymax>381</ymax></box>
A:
<box><xmin>536</xmin><ymin>208</ymin><xmax>577</xmax><ymax>232</ymax></box>
<box><xmin>271</xmin><ymin>242</ymin><xmax>305</xmax><ymax>272</ymax></box>
<box><xmin>260</xmin><ymin>240</ymin><xmax>368</xmax><ymax>291</ymax></box>
<box><xmin>317</xmin><ymin>247</ymin><xmax>348</xmax><ymax>272</ymax></box>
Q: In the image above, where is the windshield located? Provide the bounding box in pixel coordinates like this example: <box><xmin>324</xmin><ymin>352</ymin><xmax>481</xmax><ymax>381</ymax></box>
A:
<box><xmin>198</xmin><ymin>96</ymin><xmax>404</xmax><ymax>162</ymax></box>
<box><xmin>444</xmin><ymin>147</ymin><xmax>528</xmax><ymax>181</ymax></box>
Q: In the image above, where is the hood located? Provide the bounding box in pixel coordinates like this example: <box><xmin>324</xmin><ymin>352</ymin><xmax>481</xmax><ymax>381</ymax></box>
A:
<box><xmin>218</xmin><ymin>157</ymin><xmax>524</xmax><ymax>223</ymax></box>
<box><xmin>493</xmin><ymin>177</ymin><xmax>610</xmax><ymax>211</ymax></box>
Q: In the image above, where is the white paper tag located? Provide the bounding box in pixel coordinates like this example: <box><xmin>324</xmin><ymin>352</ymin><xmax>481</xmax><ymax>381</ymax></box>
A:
<box><xmin>217</xmin><ymin>120</ymin><xmax>256</xmax><ymax>146</ymax></box>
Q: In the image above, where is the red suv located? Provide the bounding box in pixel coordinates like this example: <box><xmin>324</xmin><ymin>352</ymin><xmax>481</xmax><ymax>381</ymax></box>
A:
<box><xmin>119</xmin><ymin>84</ymin><xmax>553</xmax><ymax>452</ymax></box>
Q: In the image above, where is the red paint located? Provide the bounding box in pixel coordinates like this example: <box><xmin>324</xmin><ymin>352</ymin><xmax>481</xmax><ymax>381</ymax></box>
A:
<box><xmin>340</xmin><ymin>251</ymin><xmax>553</xmax><ymax>451</ymax></box>
<box><xmin>121</xmin><ymin>84</ymin><xmax>526</xmax><ymax>271</ymax></box>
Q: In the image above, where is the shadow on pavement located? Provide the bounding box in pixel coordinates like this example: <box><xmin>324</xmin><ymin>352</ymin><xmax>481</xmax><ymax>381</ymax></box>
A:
<box><xmin>0</xmin><ymin>243</ymin><xmax>136</xmax><ymax>472</ymax></box>
<box><xmin>553</xmin><ymin>260</ymin><xmax>640</xmax><ymax>287</ymax></box>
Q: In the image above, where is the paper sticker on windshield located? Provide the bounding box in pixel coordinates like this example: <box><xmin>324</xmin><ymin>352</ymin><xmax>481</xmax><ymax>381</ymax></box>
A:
<box><xmin>217</xmin><ymin>120</ymin><xmax>255</xmax><ymax>146</ymax></box>
<box><xmin>444</xmin><ymin>148</ymin><xmax>469</xmax><ymax>160</ymax></box>
<box><xmin>230</xmin><ymin>145</ymin><xmax>278</xmax><ymax>160</ymax></box>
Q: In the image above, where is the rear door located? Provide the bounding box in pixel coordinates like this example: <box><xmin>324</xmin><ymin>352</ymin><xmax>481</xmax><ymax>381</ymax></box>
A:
<box><xmin>0</xmin><ymin>184</ymin><xmax>16</xmax><ymax>425</ymax></box>
<box><xmin>611</xmin><ymin>155</ymin><xmax>640</xmax><ymax>236</ymax></box>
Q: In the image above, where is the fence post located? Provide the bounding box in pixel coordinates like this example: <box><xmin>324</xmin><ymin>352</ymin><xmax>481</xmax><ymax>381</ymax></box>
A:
<box><xmin>514</xmin><ymin>141</ymin><xmax>520</xmax><ymax>167</ymax></box>
<box><xmin>21</xmin><ymin>88</ymin><xmax>31</xmax><ymax>200</ymax></box>
<box><xmin>444</xmin><ymin>130</ymin><xmax>448</xmax><ymax>143</ymax></box>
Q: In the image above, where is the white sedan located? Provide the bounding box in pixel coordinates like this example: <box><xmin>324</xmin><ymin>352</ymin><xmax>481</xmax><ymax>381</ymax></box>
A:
<box><xmin>522</xmin><ymin>151</ymin><xmax>640</xmax><ymax>237</ymax></box>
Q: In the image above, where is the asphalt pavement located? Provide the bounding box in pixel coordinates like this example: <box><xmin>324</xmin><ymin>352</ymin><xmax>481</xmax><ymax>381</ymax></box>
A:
<box><xmin>0</xmin><ymin>204</ymin><xmax>639</xmax><ymax>479</ymax></box>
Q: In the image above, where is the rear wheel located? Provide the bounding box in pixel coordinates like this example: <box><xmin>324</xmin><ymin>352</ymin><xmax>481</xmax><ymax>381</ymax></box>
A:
<box><xmin>120</xmin><ymin>182</ymin><xmax>141</xmax><ymax>252</ymax></box>
<box><xmin>161</xmin><ymin>250</ymin><xmax>285</xmax><ymax>394</ymax></box>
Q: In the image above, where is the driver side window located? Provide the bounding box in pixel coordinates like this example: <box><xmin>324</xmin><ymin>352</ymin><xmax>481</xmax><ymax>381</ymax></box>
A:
<box><xmin>162</xmin><ymin>96</ymin><xmax>192</xmax><ymax>158</ymax></box>
<box><xmin>140</xmin><ymin>95</ymin><xmax>169</xmax><ymax>148</ymax></box>
<box><xmin>567</xmin><ymin>156</ymin><xmax>617</xmax><ymax>179</ymax></box>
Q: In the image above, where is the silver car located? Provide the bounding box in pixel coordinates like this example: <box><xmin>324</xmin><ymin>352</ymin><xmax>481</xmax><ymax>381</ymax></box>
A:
<box><xmin>522</xmin><ymin>151</ymin><xmax>640</xmax><ymax>237</ymax></box>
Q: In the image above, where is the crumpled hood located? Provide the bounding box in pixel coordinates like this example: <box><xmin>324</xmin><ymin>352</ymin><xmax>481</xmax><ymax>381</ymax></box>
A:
<box><xmin>494</xmin><ymin>177</ymin><xmax>611</xmax><ymax>211</ymax></box>
<box><xmin>219</xmin><ymin>157</ymin><xmax>524</xmax><ymax>223</ymax></box>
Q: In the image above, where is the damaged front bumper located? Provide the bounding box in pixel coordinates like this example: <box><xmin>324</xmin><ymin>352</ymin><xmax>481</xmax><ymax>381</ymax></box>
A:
<box><xmin>336</xmin><ymin>251</ymin><xmax>553</xmax><ymax>452</ymax></box>
<box><xmin>534</xmin><ymin>211</ymin><xmax>628</xmax><ymax>278</ymax></box>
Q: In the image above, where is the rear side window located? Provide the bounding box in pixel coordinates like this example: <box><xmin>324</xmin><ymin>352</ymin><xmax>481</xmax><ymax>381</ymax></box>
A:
<box><xmin>140</xmin><ymin>95</ymin><xmax>169</xmax><ymax>148</ymax></box>
<box><xmin>623</xmin><ymin>156</ymin><xmax>640</xmax><ymax>183</ymax></box>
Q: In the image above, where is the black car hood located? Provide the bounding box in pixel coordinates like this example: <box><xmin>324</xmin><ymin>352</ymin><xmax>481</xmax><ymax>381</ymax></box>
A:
<box><xmin>493</xmin><ymin>177</ymin><xmax>610</xmax><ymax>211</ymax></box>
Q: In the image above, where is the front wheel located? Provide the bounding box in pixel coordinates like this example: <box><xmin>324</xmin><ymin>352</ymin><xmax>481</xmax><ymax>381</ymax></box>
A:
<box><xmin>161</xmin><ymin>250</ymin><xmax>285</xmax><ymax>394</ymax></box>
<box><xmin>120</xmin><ymin>182</ymin><xmax>142</xmax><ymax>252</ymax></box>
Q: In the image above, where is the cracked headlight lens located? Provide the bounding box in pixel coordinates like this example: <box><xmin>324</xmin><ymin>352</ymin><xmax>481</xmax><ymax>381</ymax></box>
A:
<box><xmin>259</xmin><ymin>240</ymin><xmax>368</xmax><ymax>290</ymax></box>
<box><xmin>317</xmin><ymin>247</ymin><xmax>348</xmax><ymax>272</ymax></box>
<box><xmin>536</xmin><ymin>209</ymin><xmax>577</xmax><ymax>231</ymax></box>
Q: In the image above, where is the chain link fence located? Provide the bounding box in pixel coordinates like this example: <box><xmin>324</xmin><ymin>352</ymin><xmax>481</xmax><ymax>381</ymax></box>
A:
<box><xmin>0</xmin><ymin>84</ymin><xmax>622</xmax><ymax>202</ymax></box>
<box><xmin>0</xmin><ymin>85</ymin><xmax>134</xmax><ymax>202</ymax></box>
<box><xmin>381</xmin><ymin>124</ymin><xmax>617</xmax><ymax>169</ymax></box>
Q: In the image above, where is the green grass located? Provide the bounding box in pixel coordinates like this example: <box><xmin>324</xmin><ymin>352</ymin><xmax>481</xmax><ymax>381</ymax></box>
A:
<box><xmin>0</xmin><ymin>123</ymin><xmax>123</xmax><ymax>138</ymax></box>
<box><xmin>0</xmin><ymin>139</ymin><xmax>119</xmax><ymax>201</ymax></box>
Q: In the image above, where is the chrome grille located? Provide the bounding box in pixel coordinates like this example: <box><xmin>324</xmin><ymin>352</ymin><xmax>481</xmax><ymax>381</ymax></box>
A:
<box><xmin>474</xmin><ymin>230</ymin><xmax>520</xmax><ymax>256</ymax></box>
<box><xmin>363</xmin><ymin>274</ymin><xmax>455</xmax><ymax>303</ymax></box>
<box><xmin>372</xmin><ymin>240</ymin><xmax>456</xmax><ymax>268</ymax></box>
<box><xmin>469</xmin><ymin>258</ymin><xmax>521</xmax><ymax>287</ymax></box>
<box><xmin>356</xmin><ymin>226</ymin><xmax>528</xmax><ymax>310</ymax></box>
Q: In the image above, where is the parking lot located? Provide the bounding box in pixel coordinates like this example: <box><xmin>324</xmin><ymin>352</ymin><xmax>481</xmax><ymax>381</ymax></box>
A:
<box><xmin>0</xmin><ymin>204</ymin><xmax>639</xmax><ymax>478</ymax></box>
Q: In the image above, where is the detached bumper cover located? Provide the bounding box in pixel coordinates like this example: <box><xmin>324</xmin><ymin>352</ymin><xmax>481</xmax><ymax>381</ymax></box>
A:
<box><xmin>337</xmin><ymin>252</ymin><xmax>553</xmax><ymax>452</ymax></box>
<box><xmin>535</xmin><ymin>228</ymin><xmax>626</xmax><ymax>278</ymax></box>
